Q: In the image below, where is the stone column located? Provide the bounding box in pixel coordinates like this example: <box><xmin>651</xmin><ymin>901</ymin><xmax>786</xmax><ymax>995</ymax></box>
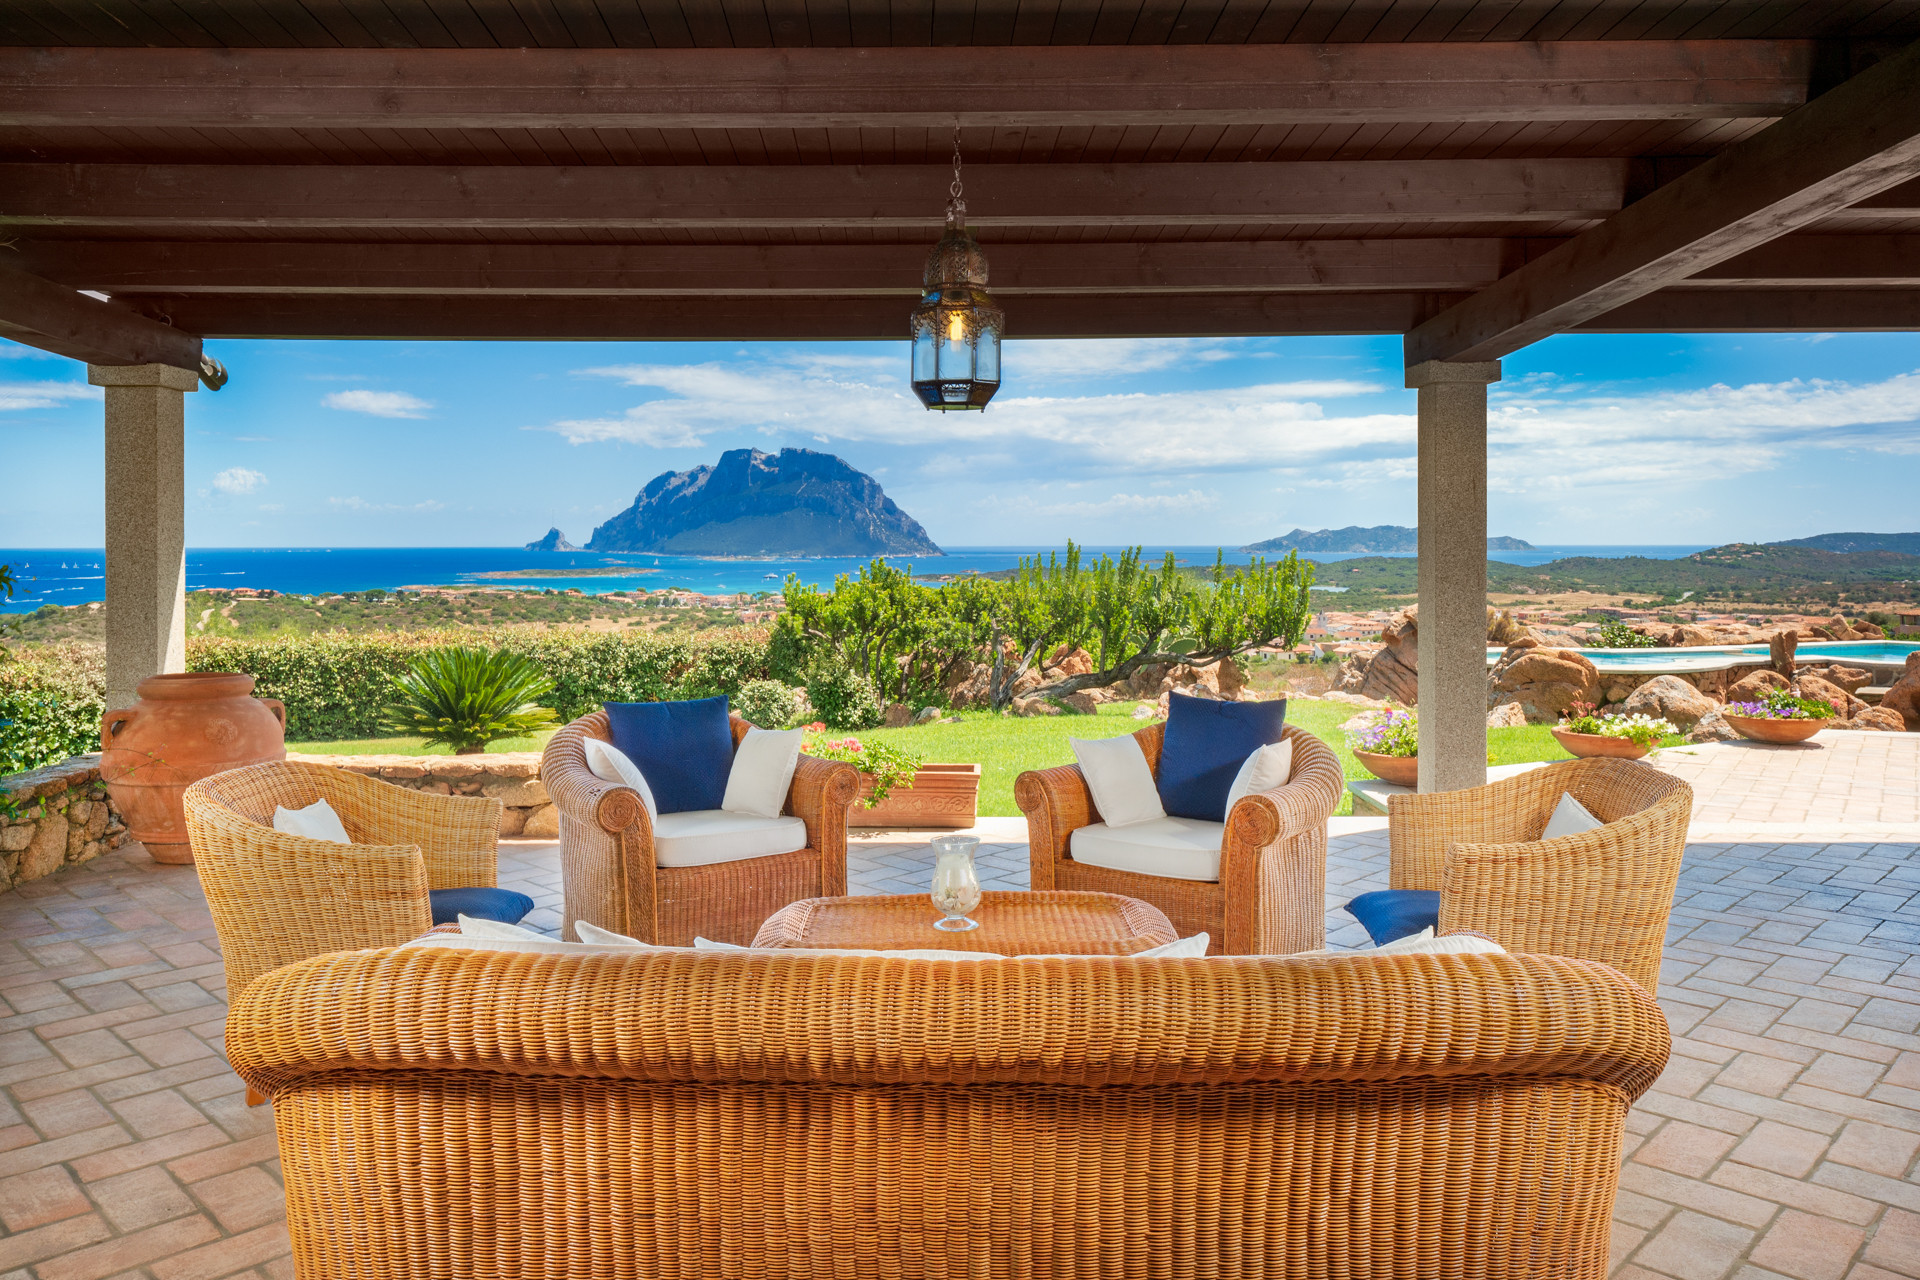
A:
<box><xmin>89</xmin><ymin>364</ymin><xmax>196</xmax><ymax>711</ymax></box>
<box><xmin>1407</xmin><ymin>358</ymin><xmax>1501</xmax><ymax>794</ymax></box>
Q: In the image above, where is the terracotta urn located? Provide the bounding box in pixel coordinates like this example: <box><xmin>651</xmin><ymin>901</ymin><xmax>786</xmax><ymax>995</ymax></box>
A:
<box><xmin>1353</xmin><ymin>749</ymin><xmax>1419</xmax><ymax>788</ymax></box>
<box><xmin>1722</xmin><ymin>713</ymin><xmax>1826</xmax><ymax>745</ymax></box>
<box><xmin>1550</xmin><ymin>728</ymin><xmax>1650</xmax><ymax>760</ymax></box>
<box><xmin>100</xmin><ymin>673</ymin><xmax>287</xmax><ymax>864</ymax></box>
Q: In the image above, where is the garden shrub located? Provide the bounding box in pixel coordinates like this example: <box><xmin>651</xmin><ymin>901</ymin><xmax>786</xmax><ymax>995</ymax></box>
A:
<box><xmin>806</xmin><ymin>660</ymin><xmax>883</xmax><ymax>730</ymax></box>
<box><xmin>189</xmin><ymin>628</ymin><xmax>773</xmax><ymax>739</ymax></box>
<box><xmin>732</xmin><ymin>679</ymin><xmax>801</xmax><ymax>730</ymax></box>
<box><xmin>0</xmin><ymin>644</ymin><xmax>105</xmax><ymax>776</ymax></box>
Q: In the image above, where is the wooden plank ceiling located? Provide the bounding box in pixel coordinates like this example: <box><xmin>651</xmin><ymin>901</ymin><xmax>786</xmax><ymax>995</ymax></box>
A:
<box><xmin>0</xmin><ymin>0</ymin><xmax>1917</xmax><ymax>355</ymax></box>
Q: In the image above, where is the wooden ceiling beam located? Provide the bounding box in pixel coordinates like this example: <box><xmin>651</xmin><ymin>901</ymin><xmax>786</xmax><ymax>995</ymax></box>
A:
<box><xmin>0</xmin><ymin>160</ymin><xmax>1630</xmax><ymax>231</ymax></box>
<box><xmin>0</xmin><ymin>42</ymin><xmax>1813</xmax><ymax>131</ymax></box>
<box><xmin>1579</xmin><ymin>288</ymin><xmax>1920</xmax><ymax>330</ymax></box>
<box><xmin>18</xmin><ymin>238</ymin><xmax>1525</xmax><ymax>295</ymax></box>
<box><xmin>0</xmin><ymin>260</ymin><xmax>202</xmax><ymax>370</ymax></box>
<box><xmin>1404</xmin><ymin>39</ymin><xmax>1920</xmax><ymax>364</ymax></box>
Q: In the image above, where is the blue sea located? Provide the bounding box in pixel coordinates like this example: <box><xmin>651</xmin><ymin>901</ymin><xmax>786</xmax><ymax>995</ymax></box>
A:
<box><xmin>0</xmin><ymin>544</ymin><xmax>1714</xmax><ymax>612</ymax></box>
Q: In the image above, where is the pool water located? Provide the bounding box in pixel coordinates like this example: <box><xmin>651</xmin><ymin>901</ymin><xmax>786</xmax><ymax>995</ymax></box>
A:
<box><xmin>1483</xmin><ymin>640</ymin><xmax>1918</xmax><ymax>675</ymax></box>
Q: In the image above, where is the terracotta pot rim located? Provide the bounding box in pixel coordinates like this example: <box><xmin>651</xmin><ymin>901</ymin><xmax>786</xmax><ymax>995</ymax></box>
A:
<box><xmin>133</xmin><ymin>672</ymin><xmax>256</xmax><ymax>699</ymax></box>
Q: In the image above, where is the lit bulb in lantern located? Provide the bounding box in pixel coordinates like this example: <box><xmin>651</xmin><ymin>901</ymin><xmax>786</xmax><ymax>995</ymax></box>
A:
<box><xmin>948</xmin><ymin>312</ymin><xmax>964</xmax><ymax>342</ymax></box>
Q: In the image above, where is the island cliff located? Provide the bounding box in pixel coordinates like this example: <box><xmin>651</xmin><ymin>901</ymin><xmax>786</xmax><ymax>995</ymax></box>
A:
<box><xmin>1242</xmin><ymin>525</ymin><xmax>1534</xmax><ymax>553</ymax></box>
<box><xmin>586</xmin><ymin>448</ymin><xmax>942</xmax><ymax>558</ymax></box>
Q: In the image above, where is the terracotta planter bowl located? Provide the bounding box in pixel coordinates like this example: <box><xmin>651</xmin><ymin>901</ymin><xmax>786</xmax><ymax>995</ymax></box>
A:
<box><xmin>1550</xmin><ymin>728</ymin><xmax>1650</xmax><ymax>760</ymax></box>
<box><xmin>851</xmin><ymin>763</ymin><xmax>982</xmax><ymax>829</ymax></box>
<box><xmin>1723</xmin><ymin>714</ymin><xmax>1827</xmax><ymax>744</ymax></box>
<box><xmin>1353</xmin><ymin>750</ymin><xmax>1419</xmax><ymax>788</ymax></box>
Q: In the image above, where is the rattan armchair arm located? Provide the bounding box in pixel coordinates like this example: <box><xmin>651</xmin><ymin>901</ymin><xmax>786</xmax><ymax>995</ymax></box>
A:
<box><xmin>1013</xmin><ymin>762</ymin><xmax>1097</xmax><ymax>891</ymax></box>
<box><xmin>1217</xmin><ymin>726</ymin><xmax>1346</xmax><ymax>953</ymax></box>
<box><xmin>1387</xmin><ymin>764</ymin><xmax>1572</xmax><ymax>891</ymax></box>
<box><xmin>183</xmin><ymin>782</ymin><xmax>433</xmax><ymax>1007</ymax></box>
<box><xmin>786</xmin><ymin>752</ymin><xmax>859</xmax><ymax>897</ymax></box>
<box><xmin>317</xmin><ymin>768</ymin><xmax>501</xmax><ymax>890</ymax></box>
<box><xmin>229</xmin><ymin>946</ymin><xmax>1670</xmax><ymax>1099</ymax></box>
<box><xmin>1439</xmin><ymin>781</ymin><xmax>1693</xmax><ymax>995</ymax></box>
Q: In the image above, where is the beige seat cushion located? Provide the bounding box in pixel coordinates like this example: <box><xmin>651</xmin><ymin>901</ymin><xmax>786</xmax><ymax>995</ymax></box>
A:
<box><xmin>652</xmin><ymin>809</ymin><xmax>809</xmax><ymax>868</ymax></box>
<box><xmin>1068</xmin><ymin>815</ymin><xmax>1226</xmax><ymax>882</ymax></box>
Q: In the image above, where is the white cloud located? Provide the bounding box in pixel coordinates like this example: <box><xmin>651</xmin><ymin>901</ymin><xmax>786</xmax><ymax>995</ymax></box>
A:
<box><xmin>1029</xmin><ymin>489</ymin><xmax>1219</xmax><ymax>518</ymax></box>
<box><xmin>558</xmin><ymin>354</ymin><xmax>1393</xmax><ymax>474</ymax></box>
<box><xmin>322</xmin><ymin>389</ymin><xmax>431</xmax><ymax>418</ymax></box>
<box><xmin>0</xmin><ymin>381</ymin><xmax>100</xmax><ymax>411</ymax></box>
<box><xmin>329</xmin><ymin>496</ymin><xmax>445</xmax><ymax>512</ymax></box>
<box><xmin>211</xmin><ymin>467</ymin><xmax>266</xmax><ymax>495</ymax></box>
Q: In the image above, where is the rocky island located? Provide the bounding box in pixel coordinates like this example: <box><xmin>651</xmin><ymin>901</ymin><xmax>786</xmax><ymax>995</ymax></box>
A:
<box><xmin>584</xmin><ymin>447</ymin><xmax>941</xmax><ymax>558</ymax></box>
<box><xmin>1242</xmin><ymin>525</ymin><xmax>1533</xmax><ymax>554</ymax></box>
<box><xmin>524</xmin><ymin>527</ymin><xmax>580</xmax><ymax>552</ymax></box>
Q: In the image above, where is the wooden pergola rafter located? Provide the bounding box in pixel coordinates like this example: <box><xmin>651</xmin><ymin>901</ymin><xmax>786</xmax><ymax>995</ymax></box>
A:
<box><xmin>2</xmin><ymin>0</ymin><xmax>1916</xmax><ymax>788</ymax></box>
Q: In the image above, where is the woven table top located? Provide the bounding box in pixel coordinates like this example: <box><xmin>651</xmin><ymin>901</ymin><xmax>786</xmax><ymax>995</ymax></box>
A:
<box><xmin>751</xmin><ymin>890</ymin><xmax>1179</xmax><ymax>954</ymax></box>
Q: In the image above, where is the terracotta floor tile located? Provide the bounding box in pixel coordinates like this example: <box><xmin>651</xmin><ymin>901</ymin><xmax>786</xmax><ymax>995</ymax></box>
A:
<box><xmin>1862</xmin><ymin>1209</ymin><xmax>1920</xmax><ymax>1278</ymax></box>
<box><xmin>21</xmin><ymin>1088</ymin><xmax>115</xmax><ymax>1139</ymax></box>
<box><xmin>1748</xmin><ymin>1209</ymin><xmax>1866</xmax><ymax>1280</ymax></box>
<box><xmin>1717</xmin><ymin>1053</ymin><xmax>1806</xmax><ymax>1096</ymax></box>
<box><xmin>1633</xmin><ymin>1209</ymin><xmax>1758</xmax><ymax>1280</ymax></box>
<box><xmin>0</xmin><ymin>1164</ymin><xmax>93</xmax><ymax>1231</ymax></box>
<box><xmin>88</xmin><ymin>1165</ymin><xmax>198</xmax><ymax>1232</ymax></box>
<box><xmin>187</xmin><ymin>1167</ymin><xmax>284</xmax><ymax>1233</ymax></box>
<box><xmin>1826</xmin><ymin>1122</ymin><xmax>1920</xmax><ymax>1178</ymax></box>
<box><xmin>1636</xmin><ymin>1122</ymin><xmax>1741</xmax><ymax>1178</ymax></box>
<box><xmin>1732</xmin><ymin>1120</ymin><xmax>1836</xmax><ymax>1178</ymax></box>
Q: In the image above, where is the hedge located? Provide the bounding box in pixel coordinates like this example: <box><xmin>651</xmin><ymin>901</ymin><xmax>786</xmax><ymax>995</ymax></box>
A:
<box><xmin>0</xmin><ymin>628</ymin><xmax>773</xmax><ymax>773</ymax></box>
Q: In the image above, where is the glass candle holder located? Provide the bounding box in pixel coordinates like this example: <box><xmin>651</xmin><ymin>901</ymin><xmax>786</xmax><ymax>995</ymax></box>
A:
<box><xmin>929</xmin><ymin>834</ymin><xmax>983</xmax><ymax>931</ymax></box>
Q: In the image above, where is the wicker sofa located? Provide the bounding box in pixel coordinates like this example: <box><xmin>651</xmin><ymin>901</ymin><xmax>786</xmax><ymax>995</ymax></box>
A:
<box><xmin>542</xmin><ymin>709</ymin><xmax>860</xmax><ymax>946</ymax></box>
<box><xmin>231</xmin><ymin>942</ymin><xmax>1669</xmax><ymax>1280</ymax></box>
<box><xmin>1015</xmin><ymin>721</ymin><xmax>1344</xmax><ymax>954</ymax></box>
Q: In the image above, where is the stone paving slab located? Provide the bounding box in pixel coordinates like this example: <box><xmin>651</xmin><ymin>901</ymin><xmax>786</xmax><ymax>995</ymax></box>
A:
<box><xmin>1</xmin><ymin>812</ymin><xmax>1916</xmax><ymax>1278</ymax></box>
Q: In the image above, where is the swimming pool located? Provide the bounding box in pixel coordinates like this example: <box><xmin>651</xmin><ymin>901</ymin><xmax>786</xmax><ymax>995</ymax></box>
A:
<box><xmin>1483</xmin><ymin>640</ymin><xmax>1919</xmax><ymax>675</ymax></box>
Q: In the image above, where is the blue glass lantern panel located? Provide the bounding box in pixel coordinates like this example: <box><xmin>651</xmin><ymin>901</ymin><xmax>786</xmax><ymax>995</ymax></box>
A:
<box><xmin>975</xmin><ymin>330</ymin><xmax>1000</xmax><ymax>383</ymax></box>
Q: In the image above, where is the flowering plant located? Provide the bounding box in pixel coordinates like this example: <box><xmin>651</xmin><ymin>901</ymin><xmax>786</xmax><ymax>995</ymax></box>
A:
<box><xmin>1345</xmin><ymin>707</ymin><xmax>1417</xmax><ymax>758</ymax></box>
<box><xmin>1725</xmin><ymin>688</ymin><xmax>1837</xmax><ymax>721</ymax></box>
<box><xmin>1558</xmin><ymin>702</ymin><xmax>1677</xmax><ymax>747</ymax></box>
<box><xmin>801</xmin><ymin>723</ymin><xmax>926</xmax><ymax>805</ymax></box>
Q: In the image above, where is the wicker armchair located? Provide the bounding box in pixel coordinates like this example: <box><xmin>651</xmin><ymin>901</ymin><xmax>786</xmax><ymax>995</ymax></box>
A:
<box><xmin>1382</xmin><ymin>757</ymin><xmax>1694</xmax><ymax>993</ymax></box>
<box><xmin>232</xmin><ymin>942</ymin><xmax>1669</xmax><ymax>1280</ymax></box>
<box><xmin>543</xmin><ymin>710</ymin><xmax>861</xmax><ymax>946</ymax></box>
<box><xmin>1015</xmin><ymin>721</ymin><xmax>1344</xmax><ymax>955</ymax></box>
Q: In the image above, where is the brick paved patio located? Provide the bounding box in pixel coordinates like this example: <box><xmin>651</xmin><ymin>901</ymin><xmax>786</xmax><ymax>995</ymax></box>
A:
<box><xmin>2</xmin><ymin>762</ymin><xmax>1917</xmax><ymax>1278</ymax></box>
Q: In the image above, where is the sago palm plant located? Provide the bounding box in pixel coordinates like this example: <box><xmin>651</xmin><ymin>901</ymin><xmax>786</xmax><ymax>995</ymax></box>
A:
<box><xmin>385</xmin><ymin>647</ymin><xmax>559</xmax><ymax>754</ymax></box>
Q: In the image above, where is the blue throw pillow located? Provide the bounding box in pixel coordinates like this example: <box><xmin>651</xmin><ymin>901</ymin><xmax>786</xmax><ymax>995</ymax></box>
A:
<box><xmin>603</xmin><ymin>696</ymin><xmax>733</xmax><ymax>814</ymax></box>
<box><xmin>1345</xmin><ymin>890</ymin><xmax>1441</xmax><ymax>946</ymax></box>
<box><xmin>430</xmin><ymin>886</ymin><xmax>534</xmax><ymax>927</ymax></box>
<box><xmin>1155</xmin><ymin>692</ymin><xmax>1288</xmax><ymax>822</ymax></box>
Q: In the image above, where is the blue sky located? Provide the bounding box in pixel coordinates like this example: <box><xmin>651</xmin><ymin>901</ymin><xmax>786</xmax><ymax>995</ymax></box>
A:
<box><xmin>3</xmin><ymin>329</ymin><xmax>1918</xmax><ymax>549</ymax></box>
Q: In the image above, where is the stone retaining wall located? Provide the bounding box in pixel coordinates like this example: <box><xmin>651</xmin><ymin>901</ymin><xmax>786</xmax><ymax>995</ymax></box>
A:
<box><xmin>1</xmin><ymin>755</ymin><xmax>130</xmax><ymax>891</ymax></box>
<box><xmin>283</xmin><ymin>752</ymin><xmax>555</xmax><ymax>837</ymax></box>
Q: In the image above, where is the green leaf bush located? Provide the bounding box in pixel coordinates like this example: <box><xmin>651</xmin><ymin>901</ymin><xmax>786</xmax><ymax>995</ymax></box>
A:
<box><xmin>805</xmin><ymin>661</ymin><xmax>883</xmax><ymax>730</ymax></box>
<box><xmin>732</xmin><ymin>679</ymin><xmax>802</xmax><ymax>730</ymax></box>
<box><xmin>0</xmin><ymin>643</ymin><xmax>104</xmax><ymax>777</ymax></box>
<box><xmin>384</xmin><ymin>646</ymin><xmax>559</xmax><ymax>754</ymax></box>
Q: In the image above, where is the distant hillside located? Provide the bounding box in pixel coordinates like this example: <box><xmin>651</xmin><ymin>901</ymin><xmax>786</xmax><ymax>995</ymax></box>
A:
<box><xmin>587</xmin><ymin>448</ymin><xmax>942</xmax><ymax>558</ymax></box>
<box><xmin>524</xmin><ymin>527</ymin><xmax>579</xmax><ymax>552</ymax></box>
<box><xmin>1770</xmin><ymin>532</ymin><xmax>1920</xmax><ymax>555</ymax></box>
<box><xmin>1242</xmin><ymin>525</ymin><xmax>1533</xmax><ymax>553</ymax></box>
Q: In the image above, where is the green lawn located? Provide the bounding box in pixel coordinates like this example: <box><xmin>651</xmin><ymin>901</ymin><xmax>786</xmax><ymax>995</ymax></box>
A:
<box><xmin>287</xmin><ymin>700</ymin><xmax>1666</xmax><ymax>818</ymax></box>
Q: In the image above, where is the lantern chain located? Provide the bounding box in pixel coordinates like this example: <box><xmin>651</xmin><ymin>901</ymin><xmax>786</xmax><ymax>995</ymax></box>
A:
<box><xmin>946</xmin><ymin>125</ymin><xmax>966</xmax><ymax>227</ymax></box>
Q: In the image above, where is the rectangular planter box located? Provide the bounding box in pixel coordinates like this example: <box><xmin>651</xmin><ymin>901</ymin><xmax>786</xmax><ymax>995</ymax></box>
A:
<box><xmin>850</xmin><ymin>763</ymin><xmax>981</xmax><ymax>829</ymax></box>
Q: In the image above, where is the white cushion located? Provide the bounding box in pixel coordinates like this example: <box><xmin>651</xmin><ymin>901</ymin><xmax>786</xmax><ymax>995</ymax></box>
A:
<box><xmin>399</xmin><ymin>932</ymin><xmax>691</xmax><ymax>957</ymax></box>
<box><xmin>1298</xmin><ymin>928</ymin><xmax>1508</xmax><ymax>959</ymax></box>
<box><xmin>1068</xmin><ymin>815</ymin><xmax>1226</xmax><ymax>883</ymax></box>
<box><xmin>721</xmin><ymin>726</ymin><xmax>803</xmax><ymax>819</ymax></box>
<box><xmin>1224</xmin><ymin>739</ymin><xmax>1294</xmax><ymax>815</ymax></box>
<box><xmin>273</xmin><ymin>798</ymin><xmax>350</xmax><ymax>844</ymax></box>
<box><xmin>652</xmin><ymin>809</ymin><xmax>808</xmax><ymax>868</ymax></box>
<box><xmin>1070</xmin><ymin>735</ymin><xmax>1165</xmax><ymax>829</ymax></box>
<box><xmin>1542</xmin><ymin>791</ymin><xmax>1605</xmax><ymax>840</ymax></box>
<box><xmin>584</xmin><ymin>737</ymin><xmax>658</xmax><ymax>823</ymax></box>
<box><xmin>692</xmin><ymin>933</ymin><xmax>1211</xmax><ymax>959</ymax></box>
<box><xmin>573</xmin><ymin>921</ymin><xmax>652</xmax><ymax>947</ymax></box>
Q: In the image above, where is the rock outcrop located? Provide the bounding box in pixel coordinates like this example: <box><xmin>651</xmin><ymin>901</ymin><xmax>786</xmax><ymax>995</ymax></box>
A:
<box><xmin>1726</xmin><ymin>669</ymin><xmax>1791</xmax><ymax>703</ymax></box>
<box><xmin>1686</xmin><ymin>709</ymin><xmax>1740</xmax><ymax>743</ymax></box>
<box><xmin>587</xmin><ymin>447</ymin><xmax>941</xmax><ymax>557</ymax></box>
<box><xmin>1356</xmin><ymin>609</ymin><xmax>1420</xmax><ymax>704</ymax></box>
<box><xmin>1618</xmin><ymin>674</ymin><xmax>1717</xmax><ymax>731</ymax></box>
<box><xmin>1847</xmin><ymin>707</ymin><xmax>1908</xmax><ymax>732</ymax></box>
<box><xmin>1799</xmin><ymin>664</ymin><xmax>1873</xmax><ymax>695</ymax></box>
<box><xmin>523</xmin><ymin>527</ymin><xmax>580</xmax><ymax>551</ymax></box>
<box><xmin>1879</xmin><ymin>653</ymin><xmax>1920</xmax><ymax>730</ymax></box>
<box><xmin>1795</xmin><ymin>673</ymin><xmax>1865</xmax><ymax>721</ymax></box>
<box><xmin>1487</xmin><ymin>638</ymin><xmax>1601</xmax><ymax>723</ymax></box>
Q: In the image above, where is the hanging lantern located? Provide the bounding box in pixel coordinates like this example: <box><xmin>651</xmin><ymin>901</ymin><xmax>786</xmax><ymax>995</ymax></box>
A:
<box><xmin>910</xmin><ymin>132</ymin><xmax>1004</xmax><ymax>411</ymax></box>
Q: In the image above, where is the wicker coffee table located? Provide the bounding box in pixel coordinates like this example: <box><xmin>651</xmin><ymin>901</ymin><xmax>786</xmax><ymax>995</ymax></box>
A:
<box><xmin>751</xmin><ymin>890</ymin><xmax>1178</xmax><ymax>954</ymax></box>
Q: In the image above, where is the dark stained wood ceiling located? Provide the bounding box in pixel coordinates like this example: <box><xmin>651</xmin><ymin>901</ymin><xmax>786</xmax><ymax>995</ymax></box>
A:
<box><xmin>0</xmin><ymin>1</ymin><xmax>1916</xmax><ymax>351</ymax></box>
